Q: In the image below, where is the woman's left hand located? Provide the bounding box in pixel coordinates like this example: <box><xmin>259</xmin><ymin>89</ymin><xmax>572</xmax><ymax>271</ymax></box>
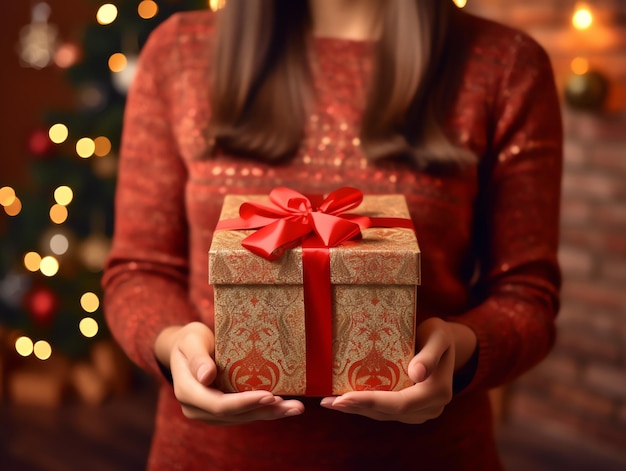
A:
<box><xmin>320</xmin><ymin>317</ymin><xmax>476</xmax><ymax>424</ymax></box>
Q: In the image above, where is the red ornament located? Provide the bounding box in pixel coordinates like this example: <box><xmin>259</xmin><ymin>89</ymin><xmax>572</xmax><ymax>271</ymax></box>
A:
<box><xmin>27</xmin><ymin>128</ymin><xmax>55</xmax><ymax>158</ymax></box>
<box><xmin>24</xmin><ymin>286</ymin><xmax>59</xmax><ymax>327</ymax></box>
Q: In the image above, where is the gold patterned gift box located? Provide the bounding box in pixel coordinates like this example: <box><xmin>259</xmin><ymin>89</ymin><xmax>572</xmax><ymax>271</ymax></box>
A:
<box><xmin>209</xmin><ymin>192</ymin><xmax>421</xmax><ymax>396</ymax></box>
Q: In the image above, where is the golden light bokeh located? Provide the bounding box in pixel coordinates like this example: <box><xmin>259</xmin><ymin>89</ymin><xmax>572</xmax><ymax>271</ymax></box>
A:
<box><xmin>49</xmin><ymin>123</ymin><xmax>69</xmax><ymax>144</ymax></box>
<box><xmin>24</xmin><ymin>251</ymin><xmax>42</xmax><ymax>272</ymax></box>
<box><xmin>0</xmin><ymin>186</ymin><xmax>16</xmax><ymax>206</ymax></box>
<box><xmin>50</xmin><ymin>204</ymin><xmax>69</xmax><ymax>224</ymax></box>
<box><xmin>138</xmin><ymin>0</ymin><xmax>159</xmax><ymax>19</ymax></box>
<box><xmin>40</xmin><ymin>256</ymin><xmax>60</xmax><ymax>277</ymax></box>
<box><xmin>54</xmin><ymin>186</ymin><xmax>74</xmax><ymax>206</ymax></box>
<box><xmin>208</xmin><ymin>0</ymin><xmax>226</xmax><ymax>12</ymax></box>
<box><xmin>33</xmin><ymin>340</ymin><xmax>52</xmax><ymax>360</ymax></box>
<box><xmin>94</xmin><ymin>136</ymin><xmax>112</xmax><ymax>157</ymax></box>
<box><xmin>80</xmin><ymin>292</ymin><xmax>100</xmax><ymax>313</ymax></box>
<box><xmin>108</xmin><ymin>53</ymin><xmax>128</xmax><ymax>73</ymax></box>
<box><xmin>15</xmin><ymin>336</ymin><xmax>34</xmax><ymax>357</ymax></box>
<box><xmin>79</xmin><ymin>317</ymin><xmax>99</xmax><ymax>338</ymax></box>
<box><xmin>76</xmin><ymin>137</ymin><xmax>96</xmax><ymax>158</ymax></box>
<box><xmin>571</xmin><ymin>57</ymin><xmax>590</xmax><ymax>75</ymax></box>
<box><xmin>97</xmin><ymin>3</ymin><xmax>118</xmax><ymax>25</ymax></box>
<box><xmin>4</xmin><ymin>197</ymin><xmax>22</xmax><ymax>216</ymax></box>
<box><xmin>453</xmin><ymin>0</ymin><xmax>467</xmax><ymax>7</ymax></box>
<box><xmin>573</xmin><ymin>5</ymin><xmax>593</xmax><ymax>30</ymax></box>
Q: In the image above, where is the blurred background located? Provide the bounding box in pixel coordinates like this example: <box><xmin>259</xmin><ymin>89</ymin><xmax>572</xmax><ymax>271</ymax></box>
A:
<box><xmin>1</xmin><ymin>0</ymin><xmax>625</xmax><ymax>469</ymax></box>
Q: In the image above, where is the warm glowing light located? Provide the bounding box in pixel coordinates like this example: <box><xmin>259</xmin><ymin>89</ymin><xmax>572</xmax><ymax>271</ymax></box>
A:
<box><xmin>50</xmin><ymin>234</ymin><xmax>70</xmax><ymax>255</ymax></box>
<box><xmin>94</xmin><ymin>136</ymin><xmax>112</xmax><ymax>157</ymax></box>
<box><xmin>571</xmin><ymin>57</ymin><xmax>590</xmax><ymax>75</ymax></box>
<box><xmin>573</xmin><ymin>5</ymin><xmax>593</xmax><ymax>30</ymax></box>
<box><xmin>97</xmin><ymin>4</ymin><xmax>118</xmax><ymax>25</ymax></box>
<box><xmin>15</xmin><ymin>336</ymin><xmax>34</xmax><ymax>357</ymax></box>
<box><xmin>54</xmin><ymin>186</ymin><xmax>74</xmax><ymax>205</ymax></box>
<box><xmin>208</xmin><ymin>0</ymin><xmax>226</xmax><ymax>11</ymax></box>
<box><xmin>49</xmin><ymin>123</ymin><xmax>69</xmax><ymax>144</ymax></box>
<box><xmin>40</xmin><ymin>256</ymin><xmax>60</xmax><ymax>276</ymax></box>
<box><xmin>453</xmin><ymin>0</ymin><xmax>467</xmax><ymax>7</ymax></box>
<box><xmin>54</xmin><ymin>42</ymin><xmax>81</xmax><ymax>68</ymax></box>
<box><xmin>108</xmin><ymin>53</ymin><xmax>128</xmax><ymax>72</ymax></box>
<box><xmin>24</xmin><ymin>252</ymin><xmax>42</xmax><ymax>272</ymax></box>
<box><xmin>79</xmin><ymin>317</ymin><xmax>99</xmax><ymax>338</ymax></box>
<box><xmin>138</xmin><ymin>0</ymin><xmax>159</xmax><ymax>19</ymax></box>
<box><xmin>50</xmin><ymin>204</ymin><xmax>69</xmax><ymax>224</ymax></box>
<box><xmin>76</xmin><ymin>137</ymin><xmax>96</xmax><ymax>158</ymax></box>
<box><xmin>80</xmin><ymin>292</ymin><xmax>100</xmax><ymax>313</ymax></box>
<box><xmin>4</xmin><ymin>197</ymin><xmax>22</xmax><ymax>216</ymax></box>
<box><xmin>0</xmin><ymin>186</ymin><xmax>16</xmax><ymax>206</ymax></box>
<box><xmin>33</xmin><ymin>340</ymin><xmax>52</xmax><ymax>360</ymax></box>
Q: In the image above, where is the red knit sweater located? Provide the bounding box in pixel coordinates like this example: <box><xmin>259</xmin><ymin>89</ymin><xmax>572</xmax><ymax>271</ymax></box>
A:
<box><xmin>103</xmin><ymin>9</ymin><xmax>562</xmax><ymax>470</ymax></box>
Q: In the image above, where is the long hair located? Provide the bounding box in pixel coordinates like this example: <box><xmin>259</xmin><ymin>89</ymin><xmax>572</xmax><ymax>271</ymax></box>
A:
<box><xmin>209</xmin><ymin>0</ymin><xmax>475</xmax><ymax>169</ymax></box>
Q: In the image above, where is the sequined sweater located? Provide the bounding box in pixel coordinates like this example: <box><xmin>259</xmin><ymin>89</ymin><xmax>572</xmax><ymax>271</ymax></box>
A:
<box><xmin>103</xmin><ymin>9</ymin><xmax>562</xmax><ymax>471</ymax></box>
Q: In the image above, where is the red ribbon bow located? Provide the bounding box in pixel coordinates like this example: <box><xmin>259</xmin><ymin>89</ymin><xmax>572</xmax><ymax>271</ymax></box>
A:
<box><xmin>216</xmin><ymin>187</ymin><xmax>413</xmax><ymax>396</ymax></box>
<box><xmin>217</xmin><ymin>186</ymin><xmax>370</xmax><ymax>260</ymax></box>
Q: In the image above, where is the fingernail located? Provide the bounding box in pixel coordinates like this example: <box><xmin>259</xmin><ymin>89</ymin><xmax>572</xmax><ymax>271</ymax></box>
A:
<box><xmin>284</xmin><ymin>408</ymin><xmax>302</xmax><ymax>417</ymax></box>
<box><xmin>258</xmin><ymin>395</ymin><xmax>276</xmax><ymax>405</ymax></box>
<box><xmin>320</xmin><ymin>397</ymin><xmax>335</xmax><ymax>407</ymax></box>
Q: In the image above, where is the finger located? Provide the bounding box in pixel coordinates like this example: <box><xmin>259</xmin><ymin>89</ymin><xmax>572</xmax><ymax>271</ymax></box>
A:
<box><xmin>410</xmin><ymin>322</ymin><xmax>452</xmax><ymax>382</ymax></box>
<box><xmin>175</xmin><ymin>324</ymin><xmax>216</xmax><ymax>385</ymax></box>
<box><xmin>181</xmin><ymin>398</ymin><xmax>305</xmax><ymax>425</ymax></box>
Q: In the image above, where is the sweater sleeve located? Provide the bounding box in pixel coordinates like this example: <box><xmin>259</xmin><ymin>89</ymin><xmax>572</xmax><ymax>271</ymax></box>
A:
<box><xmin>102</xmin><ymin>16</ymin><xmax>197</xmax><ymax>379</ymax></box>
<box><xmin>449</xmin><ymin>33</ymin><xmax>563</xmax><ymax>393</ymax></box>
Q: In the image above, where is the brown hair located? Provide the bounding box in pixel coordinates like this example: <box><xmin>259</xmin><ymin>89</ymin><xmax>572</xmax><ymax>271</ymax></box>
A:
<box><xmin>209</xmin><ymin>0</ymin><xmax>475</xmax><ymax>169</ymax></box>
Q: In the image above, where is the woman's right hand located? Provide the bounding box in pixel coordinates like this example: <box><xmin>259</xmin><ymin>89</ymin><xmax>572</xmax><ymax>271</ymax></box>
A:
<box><xmin>154</xmin><ymin>322</ymin><xmax>304</xmax><ymax>425</ymax></box>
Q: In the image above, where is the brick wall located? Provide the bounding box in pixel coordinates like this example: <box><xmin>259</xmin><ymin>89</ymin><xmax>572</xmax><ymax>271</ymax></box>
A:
<box><xmin>467</xmin><ymin>0</ymin><xmax>626</xmax><ymax>452</ymax></box>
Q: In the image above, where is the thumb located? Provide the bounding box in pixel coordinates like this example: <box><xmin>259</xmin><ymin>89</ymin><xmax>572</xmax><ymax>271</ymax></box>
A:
<box><xmin>409</xmin><ymin>318</ymin><xmax>451</xmax><ymax>383</ymax></box>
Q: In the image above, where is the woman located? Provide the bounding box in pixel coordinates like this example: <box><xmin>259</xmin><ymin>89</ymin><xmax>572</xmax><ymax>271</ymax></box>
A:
<box><xmin>103</xmin><ymin>0</ymin><xmax>562</xmax><ymax>469</ymax></box>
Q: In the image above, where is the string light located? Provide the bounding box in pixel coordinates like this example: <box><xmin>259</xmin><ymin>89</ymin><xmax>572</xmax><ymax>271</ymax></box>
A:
<box><xmin>453</xmin><ymin>0</ymin><xmax>467</xmax><ymax>7</ymax></box>
<box><xmin>138</xmin><ymin>0</ymin><xmax>159</xmax><ymax>19</ymax></box>
<box><xmin>49</xmin><ymin>123</ymin><xmax>69</xmax><ymax>144</ymax></box>
<box><xmin>97</xmin><ymin>4</ymin><xmax>118</xmax><ymax>25</ymax></box>
<box><xmin>108</xmin><ymin>52</ymin><xmax>127</xmax><ymax>73</ymax></box>
<box><xmin>40</xmin><ymin>256</ymin><xmax>60</xmax><ymax>277</ymax></box>
<box><xmin>79</xmin><ymin>317</ymin><xmax>99</xmax><ymax>338</ymax></box>
<box><xmin>33</xmin><ymin>340</ymin><xmax>52</xmax><ymax>360</ymax></box>
<box><xmin>572</xmin><ymin>4</ymin><xmax>593</xmax><ymax>30</ymax></box>
<box><xmin>94</xmin><ymin>136</ymin><xmax>112</xmax><ymax>157</ymax></box>
<box><xmin>50</xmin><ymin>204</ymin><xmax>68</xmax><ymax>224</ymax></box>
<box><xmin>15</xmin><ymin>336</ymin><xmax>34</xmax><ymax>357</ymax></box>
<box><xmin>54</xmin><ymin>186</ymin><xmax>73</xmax><ymax>205</ymax></box>
<box><xmin>76</xmin><ymin>137</ymin><xmax>96</xmax><ymax>158</ymax></box>
<box><xmin>80</xmin><ymin>292</ymin><xmax>100</xmax><ymax>313</ymax></box>
<box><xmin>24</xmin><ymin>252</ymin><xmax>42</xmax><ymax>272</ymax></box>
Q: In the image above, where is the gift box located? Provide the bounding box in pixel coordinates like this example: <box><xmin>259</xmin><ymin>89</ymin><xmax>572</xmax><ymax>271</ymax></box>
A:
<box><xmin>209</xmin><ymin>188</ymin><xmax>420</xmax><ymax>396</ymax></box>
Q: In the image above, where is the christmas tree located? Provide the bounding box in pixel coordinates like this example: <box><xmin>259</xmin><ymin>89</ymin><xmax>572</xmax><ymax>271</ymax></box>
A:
<box><xmin>0</xmin><ymin>0</ymin><xmax>210</xmax><ymax>403</ymax></box>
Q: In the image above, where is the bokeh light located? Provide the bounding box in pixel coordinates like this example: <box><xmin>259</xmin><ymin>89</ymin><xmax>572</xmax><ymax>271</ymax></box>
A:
<box><xmin>54</xmin><ymin>186</ymin><xmax>74</xmax><ymax>206</ymax></box>
<box><xmin>15</xmin><ymin>336</ymin><xmax>34</xmax><ymax>357</ymax></box>
<box><xmin>79</xmin><ymin>317</ymin><xmax>99</xmax><ymax>338</ymax></box>
<box><xmin>94</xmin><ymin>136</ymin><xmax>112</xmax><ymax>157</ymax></box>
<box><xmin>80</xmin><ymin>292</ymin><xmax>100</xmax><ymax>313</ymax></box>
<box><xmin>50</xmin><ymin>204</ymin><xmax>68</xmax><ymax>224</ymax></box>
<box><xmin>50</xmin><ymin>233</ymin><xmax>70</xmax><ymax>255</ymax></box>
<box><xmin>97</xmin><ymin>4</ymin><xmax>118</xmax><ymax>25</ymax></box>
<box><xmin>49</xmin><ymin>123</ymin><xmax>69</xmax><ymax>144</ymax></box>
<box><xmin>4</xmin><ymin>197</ymin><xmax>22</xmax><ymax>216</ymax></box>
<box><xmin>573</xmin><ymin>5</ymin><xmax>593</xmax><ymax>30</ymax></box>
<box><xmin>40</xmin><ymin>256</ymin><xmax>60</xmax><ymax>277</ymax></box>
<box><xmin>24</xmin><ymin>252</ymin><xmax>42</xmax><ymax>272</ymax></box>
<box><xmin>138</xmin><ymin>0</ymin><xmax>159</xmax><ymax>19</ymax></box>
<box><xmin>0</xmin><ymin>186</ymin><xmax>16</xmax><ymax>206</ymax></box>
<box><xmin>76</xmin><ymin>137</ymin><xmax>96</xmax><ymax>158</ymax></box>
<box><xmin>108</xmin><ymin>53</ymin><xmax>128</xmax><ymax>73</ymax></box>
<box><xmin>33</xmin><ymin>340</ymin><xmax>52</xmax><ymax>360</ymax></box>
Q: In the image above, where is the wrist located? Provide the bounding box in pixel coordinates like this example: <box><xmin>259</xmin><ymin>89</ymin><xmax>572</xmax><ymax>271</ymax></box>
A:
<box><xmin>447</xmin><ymin>321</ymin><xmax>478</xmax><ymax>372</ymax></box>
<box><xmin>154</xmin><ymin>325</ymin><xmax>184</xmax><ymax>370</ymax></box>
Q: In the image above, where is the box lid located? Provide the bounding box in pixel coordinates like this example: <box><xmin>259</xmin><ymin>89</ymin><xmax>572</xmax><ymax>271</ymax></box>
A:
<box><xmin>209</xmin><ymin>194</ymin><xmax>420</xmax><ymax>285</ymax></box>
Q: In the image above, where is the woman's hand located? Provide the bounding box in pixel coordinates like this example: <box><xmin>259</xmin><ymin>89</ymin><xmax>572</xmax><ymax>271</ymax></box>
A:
<box><xmin>154</xmin><ymin>322</ymin><xmax>304</xmax><ymax>425</ymax></box>
<box><xmin>320</xmin><ymin>317</ymin><xmax>477</xmax><ymax>424</ymax></box>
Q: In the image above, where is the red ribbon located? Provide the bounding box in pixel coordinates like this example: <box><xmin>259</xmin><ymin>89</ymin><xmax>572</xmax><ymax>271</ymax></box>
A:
<box><xmin>216</xmin><ymin>187</ymin><xmax>414</xmax><ymax>396</ymax></box>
